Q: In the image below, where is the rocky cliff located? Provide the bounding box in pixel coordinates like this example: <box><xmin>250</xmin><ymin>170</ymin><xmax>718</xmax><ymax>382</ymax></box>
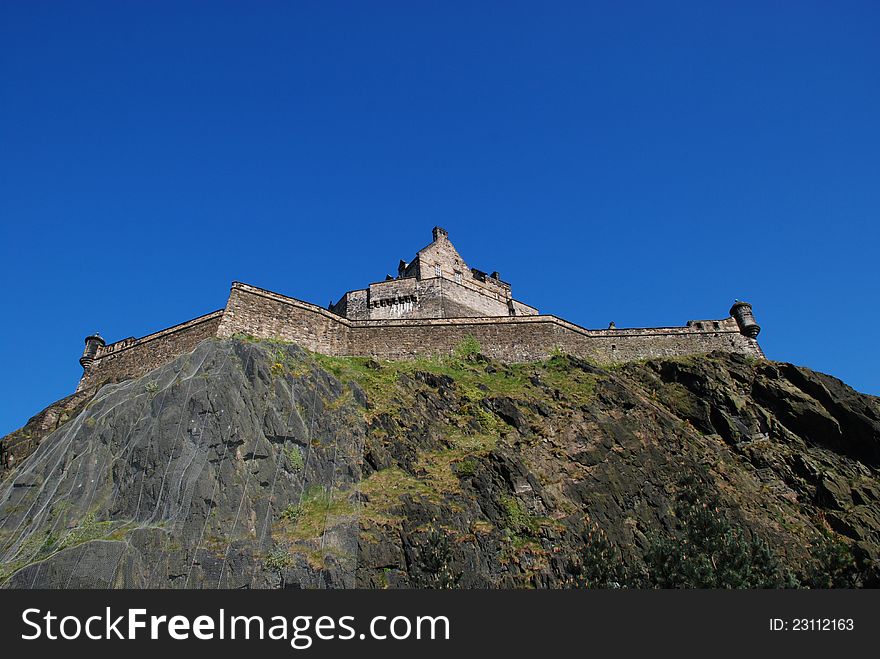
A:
<box><xmin>1</xmin><ymin>337</ymin><xmax>878</xmax><ymax>588</ymax></box>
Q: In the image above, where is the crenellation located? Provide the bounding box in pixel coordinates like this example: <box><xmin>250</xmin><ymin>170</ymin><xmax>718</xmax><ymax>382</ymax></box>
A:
<box><xmin>73</xmin><ymin>227</ymin><xmax>765</xmax><ymax>392</ymax></box>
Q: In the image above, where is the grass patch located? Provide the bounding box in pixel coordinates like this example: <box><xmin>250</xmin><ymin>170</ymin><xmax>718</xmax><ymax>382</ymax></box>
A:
<box><xmin>499</xmin><ymin>495</ymin><xmax>539</xmax><ymax>535</ymax></box>
<box><xmin>0</xmin><ymin>515</ymin><xmax>137</xmax><ymax>586</ymax></box>
<box><xmin>359</xmin><ymin>467</ymin><xmax>434</xmax><ymax>525</ymax></box>
<box><xmin>274</xmin><ymin>487</ymin><xmax>355</xmax><ymax>542</ymax></box>
<box><xmin>280</xmin><ymin>503</ymin><xmax>302</xmax><ymax>523</ymax></box>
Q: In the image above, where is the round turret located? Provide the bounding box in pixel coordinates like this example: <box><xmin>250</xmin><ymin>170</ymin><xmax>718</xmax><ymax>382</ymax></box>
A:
<box><xmin>729</xmin><ymin>301</ymin><xmax>760</xmax><ymax>338</ymax></box>
<box><xmin>79</xmin><ymin>333</ymin><xmax>105</xmax><ymax>369</ymax></box>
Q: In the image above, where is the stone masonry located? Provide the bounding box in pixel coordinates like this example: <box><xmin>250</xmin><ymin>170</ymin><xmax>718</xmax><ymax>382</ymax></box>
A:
<box><xmin>75</xmin><ymin>227</ymin><xmax>764</xmax><ymax>393</ymax></box>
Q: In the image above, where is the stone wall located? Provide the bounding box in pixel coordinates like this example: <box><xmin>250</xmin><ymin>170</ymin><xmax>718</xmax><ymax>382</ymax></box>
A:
<box><xmin>215</xmin><ymin>283</ymin><xmax>764</xmax><ymax>364</ymax></box>
<box><xmin>333</xmin><ymin>276</ymin><xmax>537</xmax><ymax>321</ymax></box>
<box><xmin>216</xmin><ymin>283</ymin><xmax>349</xmax><ymax>353</ymax></box>
<box><xmin>77</xmin><ymin>311</ymin><xmax>224</xmax><ymax>392</ymax></box>
<box><xmin>74</xmin><ymin>282</ymin><xmax>764</xmax><ymax>392</ymax></box>
<box><xmin>365</xmin><ymin>277</ymin><xmax>432</xmax><ymax>320</ymax></box>
<box><xmin>349</xmin><ymin>316</ymin><xmax>763</xmax><ymax>363</ymax></box>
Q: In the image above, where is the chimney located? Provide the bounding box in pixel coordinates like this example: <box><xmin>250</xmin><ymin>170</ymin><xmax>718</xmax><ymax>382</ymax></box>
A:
<box><xmin>432</xmin><ymin>226</ymin><xmax>448</xmax><ymax>242</ymax></box>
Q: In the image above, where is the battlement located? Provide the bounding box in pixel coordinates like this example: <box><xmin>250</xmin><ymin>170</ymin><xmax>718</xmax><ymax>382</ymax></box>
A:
<box><xmin>74</xmin><ymin>228</ymin><xmax>764</xmax><ymax>392</ymax></box>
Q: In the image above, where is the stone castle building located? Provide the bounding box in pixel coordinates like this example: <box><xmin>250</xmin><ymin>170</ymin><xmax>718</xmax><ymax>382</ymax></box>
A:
<box><xmin>75</xmin><ymin>227</ymin><xmax>763</xmax><ymax>393</ymax></box>
<box><xmin>329</xmin><ymin>226</ymin><xmax>539</xmax><ymax>320</ymax></box>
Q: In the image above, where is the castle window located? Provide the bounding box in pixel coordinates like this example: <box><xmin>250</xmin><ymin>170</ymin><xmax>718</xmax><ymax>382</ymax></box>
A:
<box><xmin>454</xmin><ymin>271</ymin><xmax>462</xmax><ymax>284</ymax></box>
<box><xmin>435</xmin><ymin>264</ymin><xmax>441</xmax><ymax>277</ymax></box>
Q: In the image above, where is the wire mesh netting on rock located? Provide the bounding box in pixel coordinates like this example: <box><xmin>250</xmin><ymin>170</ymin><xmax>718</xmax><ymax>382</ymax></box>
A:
<box><xmin>0</xmin><ymin>339</ymin><xmax>367</xmax><ymax>589</ymax></box>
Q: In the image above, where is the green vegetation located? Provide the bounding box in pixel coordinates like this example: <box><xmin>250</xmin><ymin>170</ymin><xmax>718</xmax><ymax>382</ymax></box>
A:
<box><xmin>59</xmin><ymin>513</ymin><xmax>116</xmax><ymax>549</ymax></box>
<box><xmin>274</xmin><ymin>487</ymin><xmax>354</xmax><ymax>542</ymax></box>
<box><xmin>284</xmin><ymin>445</ymin><xmax>304</xmax><ymax>473</ymax></box>
<box><xmin>312</xmin><ymin>345</ymin><xmax>599</xmax><ymax>425</ymax></box>
<box><xmin>305</xmin><ymin>342</ymin><xmax>605</xmax><ymax>545</ymax></box>
<box><xmin>499</xmin><ymin>495</ymin><xmax>538</xmax><ymax>535</ymax></box>
<box><xmin>657</xmin><ymin>382</ymin><xmax>698</xmax><ymax>418</ymax></box>
<box><xmin>568</xmin><ymin>474</ymin><xmax>872</xmax><ymax>589</ymax></box>
<box><xmin>641</xmin><ymin>475</ymin><xmax>795</xmax><ymax>588</ymax></box>
<box><xmin>453</xmin><ymin>335</ymin><xmax>481</xmax><ymax>359</ymax></box>
<box><xmin>0</xmin><ymin>514</ymin><xmax>138</xmax><ymax>586</ymax></box>
<box><xmin>230</xmin><ymin>332</ymin><xmax>291</xmax><ymax>344</ymax></box>
<box><xmin>408</xmin><ymin>525</ymin><xmax>460</xmax><ymax>589</ymax></box>
<box><xmin>805</xmin><ymin>537</ymin><xmax>864</xmax><ymax>588</ymax></box>
<box><xmin>280</xmin><ymin>503</ymin><xmax>302</xmax><ymax>523</ymax></box>
<box><xmin>358</xmin><ymin>466</ymin><xmax>438</xmax><ymax>525</ymax></box>
<box><xmin>575</xmin><ymin>524</ymin><xmax>633</xmax><ymax>588</ymax></box>
<box><xmin>264</xmin><ymin>545</ymin><xmax>293</xmax><ymax>572</ymax></box>
<box><xmin>568</xmin><ymin>476</ymin><xmax>806</xmax><ymax>589</ymax></box>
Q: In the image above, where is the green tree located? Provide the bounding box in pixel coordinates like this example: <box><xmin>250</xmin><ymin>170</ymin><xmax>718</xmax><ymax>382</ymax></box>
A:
<box><xmin>643</xmin><ymin>475</ymin><xmax>793</xmax><ymax>588</ymax></box>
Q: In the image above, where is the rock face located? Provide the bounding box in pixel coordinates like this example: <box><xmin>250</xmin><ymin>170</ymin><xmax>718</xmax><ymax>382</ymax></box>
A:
<box><xmin>1</xmin><ymin>339</ymin><xmax>878</xmax><ymax>588</ymax></box>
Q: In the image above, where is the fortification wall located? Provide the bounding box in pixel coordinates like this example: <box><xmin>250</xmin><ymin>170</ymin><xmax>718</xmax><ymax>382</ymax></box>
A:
<box><xmin>549</xmin><ymin>323</ymin><xmax>763</xmax><ymax>363</ymax></box>
<box><xmin>214</xmin><ymin>283</ymin><xmax>764</xmax><ymax>365</ymax></box>
<box><xmin>349</xmin><ymin>316</ymin><xmax>762</xmax><ymax>363</ymax></box>
<box><xmin>436</xmin><ymin>277</ymin><xmax>518</xmax><ymax>318</ymax></box>
<box><xmin>336</xmin><ymin>276</ymin><xmax>533</xmax><ymax>321</ymax></box>
<box><xmin>511</xmin><ymin>299</ymin><xmax>539</xmax><ymax>316</ymax></box>
<box><xmin>75</xmin><ymin>283</ymin><xmax>763</xmax><ymax>392</ymax></box>
<box><xmin>366</xmin><ymin>277</ymin><xmax>434</xmax><ymax>319</ymax></box>
<box><xmin>216</xmin><ymin>283</ymin><xmax>349</xmax><ymax>353</ymax></box>
<box><xmin>351</xmin><ymin>317</ymin><xmax>557</xmax><ymax>361</ymax></box>
<box><xmin>77</xmin><ymin>311</ymin><xmax>224</xmax><ymax>392</ymax></box>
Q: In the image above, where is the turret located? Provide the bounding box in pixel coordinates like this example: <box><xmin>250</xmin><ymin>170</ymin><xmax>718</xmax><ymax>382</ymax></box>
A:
<box><xmin>729</xmin><ymin>301</ymin><xmax>760</xmax><ymax>338</ymax></box>
<box><xmin>79</xmin><ymin>333</ymin><xmax>105</xmax><ymax>369</ymax></box>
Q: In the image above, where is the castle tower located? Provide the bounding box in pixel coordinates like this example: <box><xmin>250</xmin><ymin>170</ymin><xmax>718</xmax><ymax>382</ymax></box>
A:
<box><xmin>79</xmin><ymin>333</ymin><xmax>105</xmax><ymax>369</ymax></box>
<box><xmin>730</xmin><ymin>301</ymin><xmax>760</xmax><ymax>338</ymax></box>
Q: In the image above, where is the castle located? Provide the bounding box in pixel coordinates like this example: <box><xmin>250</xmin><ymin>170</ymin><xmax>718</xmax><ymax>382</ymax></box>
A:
<box><xmin>75</xmin><ymin>227</ymin><xmax>763</xmax><ymax>393</ymax></box>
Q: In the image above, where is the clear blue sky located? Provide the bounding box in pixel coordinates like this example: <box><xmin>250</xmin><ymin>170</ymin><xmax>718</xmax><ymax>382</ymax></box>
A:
<box><xmin>1</xmin><ymin>1</ymin><xmax>878</xmax><ymax>436</ymax></box>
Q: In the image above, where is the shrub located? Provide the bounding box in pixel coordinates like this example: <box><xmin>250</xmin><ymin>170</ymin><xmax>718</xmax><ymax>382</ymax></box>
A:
<box><xmin>575</xmin><ymin>524</ymin><xmax>633</xmax><ymax>588</ymax></box>
<box><xmin>409</xmin><ymin>526</ymin><xmax>460</xmax><ymax>589</ymax></box>
<box><xmin>265</xmin><ymin>545</ymin><xmax>292</xmax><ymax>572</ymax></box>
<box><xmin>280</xmin><ymin>503</ymin><xmax>302</xmax><ymax>523</ymax></box>
<box><xmin>805</xmin><ymin>538</ymin><xmax>863</xmax><ymax>588</ymax></box>
<box><xmin>455</xmin><ymin>458</ymin><xmax>478</xmax><ymax>477</ymax></box>
<box><xmin>642</xmin><ymin>475</ymin><xmax>792</xmax><ymax>588</ymax></box>
<box><xmin>284</xmin><ymin>445</ymin><xmax>304</xmax><ymax>473</ymax></box>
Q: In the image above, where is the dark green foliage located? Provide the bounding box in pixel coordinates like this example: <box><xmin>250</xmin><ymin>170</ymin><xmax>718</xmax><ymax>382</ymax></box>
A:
<box><xmin>575</xmin><ymin>524</ymin><xmax>633</xmax><ymax>588</ymax></box>
<box><xmin>642</xmin><ymin>475</ymin><xmax>794</xmax><ymax>588</ymax></box>
<box><xmin>409</xmin><ymin>526</ymin><xmax>460</xmax><ymax>589</ymax></box>
<box><xmin>805</xmin><ymin>538</ymin><xmax>863</xmax><ymax>588</ymax></box>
